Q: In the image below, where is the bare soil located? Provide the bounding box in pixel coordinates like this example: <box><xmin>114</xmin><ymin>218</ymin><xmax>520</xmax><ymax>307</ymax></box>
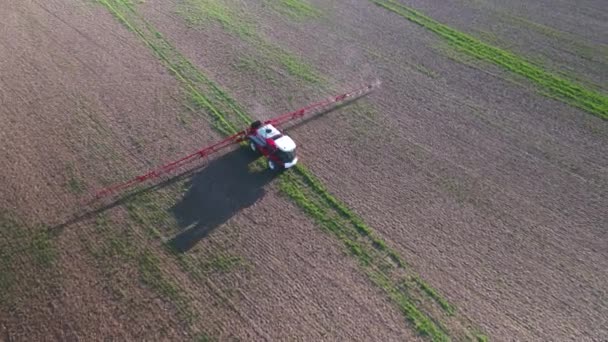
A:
<box><xmin>1</xmin><ymin>0</ymin><xmax>606</xmax><ymax>341</ymax></box>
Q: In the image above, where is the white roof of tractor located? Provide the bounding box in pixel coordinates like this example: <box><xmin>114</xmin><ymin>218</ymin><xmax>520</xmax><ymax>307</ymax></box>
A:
<box><xmin>257</xmin><ymin>124</ymin><xmax>282</xmax><ymax>139</ymax></box>
<box><xmin>257</xmin><ymin>124</ymin><xmax>296</xmax><ymax>152</ymax></box>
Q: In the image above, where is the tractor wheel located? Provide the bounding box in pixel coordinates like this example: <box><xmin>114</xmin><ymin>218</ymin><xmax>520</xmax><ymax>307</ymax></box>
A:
<box><xmin>249</xmin><ymin>141</ymin><xmax>257</xmax><ymax>153</ymax></box>
<box><xmin>268</xmin><ymin>160</ymin><xmax>276</xmax><ymax>171</ymax></box>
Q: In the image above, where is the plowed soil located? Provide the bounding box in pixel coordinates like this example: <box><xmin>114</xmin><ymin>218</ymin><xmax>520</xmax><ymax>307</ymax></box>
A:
<box><xmin>1</xmin><ymin>0</ymin><xmax>606</xmax><ymax>341</ymax></box>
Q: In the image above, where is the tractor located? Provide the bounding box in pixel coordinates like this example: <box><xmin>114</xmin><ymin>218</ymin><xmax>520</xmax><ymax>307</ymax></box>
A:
<box><xmin>246</xmin><ymin>120</ymin><xmax>298</xmax><ymax>171</ymax></box>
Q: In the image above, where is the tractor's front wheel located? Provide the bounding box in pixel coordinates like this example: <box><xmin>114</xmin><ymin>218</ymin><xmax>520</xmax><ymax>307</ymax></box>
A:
<box><xmin>268</xmin><ymin>160</ymin><xmax>277</xmax><ymax>171</ymax></box>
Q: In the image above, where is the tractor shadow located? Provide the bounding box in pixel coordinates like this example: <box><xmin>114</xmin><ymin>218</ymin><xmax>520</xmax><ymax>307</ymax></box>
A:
<box><xmin>167</xmin><ymin>148</ymin><xmax>278</xmax><ymax>253</ymax></box>
<box><xmin>48</xmin><ymin>148</ymin><xmax>277</xmax><ymax>248</ymax></box>
<box><xmin>48</xmin><ymin>87</ymin><xmax>374</xmax><ymax>236</ymax></box>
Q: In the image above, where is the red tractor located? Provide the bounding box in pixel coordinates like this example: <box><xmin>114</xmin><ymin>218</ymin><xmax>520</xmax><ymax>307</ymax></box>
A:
<box><xmin>246</xmin><ymin>120</ymin><xmax>298</xmax><ymax>171</ymax></box>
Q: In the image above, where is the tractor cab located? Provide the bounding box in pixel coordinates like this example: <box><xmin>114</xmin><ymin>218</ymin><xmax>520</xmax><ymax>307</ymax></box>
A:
<box><xmin>247</xmin><ymin>120</ymin><xmax>298</xmax><ymax>170</ymax></box>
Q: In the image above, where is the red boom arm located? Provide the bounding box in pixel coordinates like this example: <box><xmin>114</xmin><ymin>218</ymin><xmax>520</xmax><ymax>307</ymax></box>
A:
<box><xmin>94</xmin><ymin>81</ymin><xmax>379</xmax><ymax>198</ymax></box>
<box><xmin>267</xmin><ymin>82</ymin><xmax>378</xmax><ymax>128</ymax></box>
<box><xmin>94</xmin><ymin>130</ymin><xmax>248</xmax><ymax>198</ymax></box>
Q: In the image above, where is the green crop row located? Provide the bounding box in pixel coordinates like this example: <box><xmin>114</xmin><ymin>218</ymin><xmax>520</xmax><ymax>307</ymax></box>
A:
<box><xmin>265</xmin><ymin>0</ymin><xmax>322</xmax><ymax>20</ymax></box>
<box><xmin>371</xmin><ymin>0</ymin><xmax>608</xmax><ymax>119</ymax></box>
<box><xmin>178</xmin><ymin>0</ymin><xmax>325</xmax><ymax>85</ymax></box>
<box><xmin>278</xmin><ymin>172</ymin><xmax>451</xmax><ymax>340</ymax></box>
<box><xmin>0</xmin><ymin>212</ymin><xmax>57</xmax><ymax>308</ymax></box>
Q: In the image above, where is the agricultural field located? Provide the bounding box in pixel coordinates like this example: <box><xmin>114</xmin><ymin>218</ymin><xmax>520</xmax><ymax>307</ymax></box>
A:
<box><xmin>1</xmin><ymin>0</ymin><xmax>606</xmax><ymax>340</ymax></box>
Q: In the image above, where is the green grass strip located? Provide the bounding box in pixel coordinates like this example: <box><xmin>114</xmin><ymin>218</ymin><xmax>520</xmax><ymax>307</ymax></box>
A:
<box><xmin>0</xmin><ymin>212</ymin><xmax>58</xmax><ymax>307</ymax></box>
<box><xmin>293</xmin><ymin>165</ymin><xmax>407</xmax><ymax>266</ymax></box>
<box><xmin>414</xmin><ymin>275</ymin><xmax>455</xmax><ymax>315</ymax></box>
<box><xmin>178</xmin><ymin>0</ymin><xmax>325</xmax><ymax>85</ymax></box>
<box><xmin>371</xmin><ymin>0</ymin><xmax>608</xmax><ymax>119</ymax></box>
<box><xmin>367</xmin><ymin>270</ymin><xmax>450</xmax><ymax>341</ymax></box>
<box><xmin>278</xmin><ymin>175</ymin><xmax>449</xmax><ymax>341</ymax></box>
<box><xmin>100</xmin><ymin>0</ymin><xmax>251</xmax><ymax>134</ymax></box>
<box><xmin>476</xmin><ymin>334</ymin><xmax>489</xmax><ymax>342</ymax></box>
<box><xmin>269</xmin><ymin>0</ymin><xmax>321</xmax><ymax>19</ymax></box>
